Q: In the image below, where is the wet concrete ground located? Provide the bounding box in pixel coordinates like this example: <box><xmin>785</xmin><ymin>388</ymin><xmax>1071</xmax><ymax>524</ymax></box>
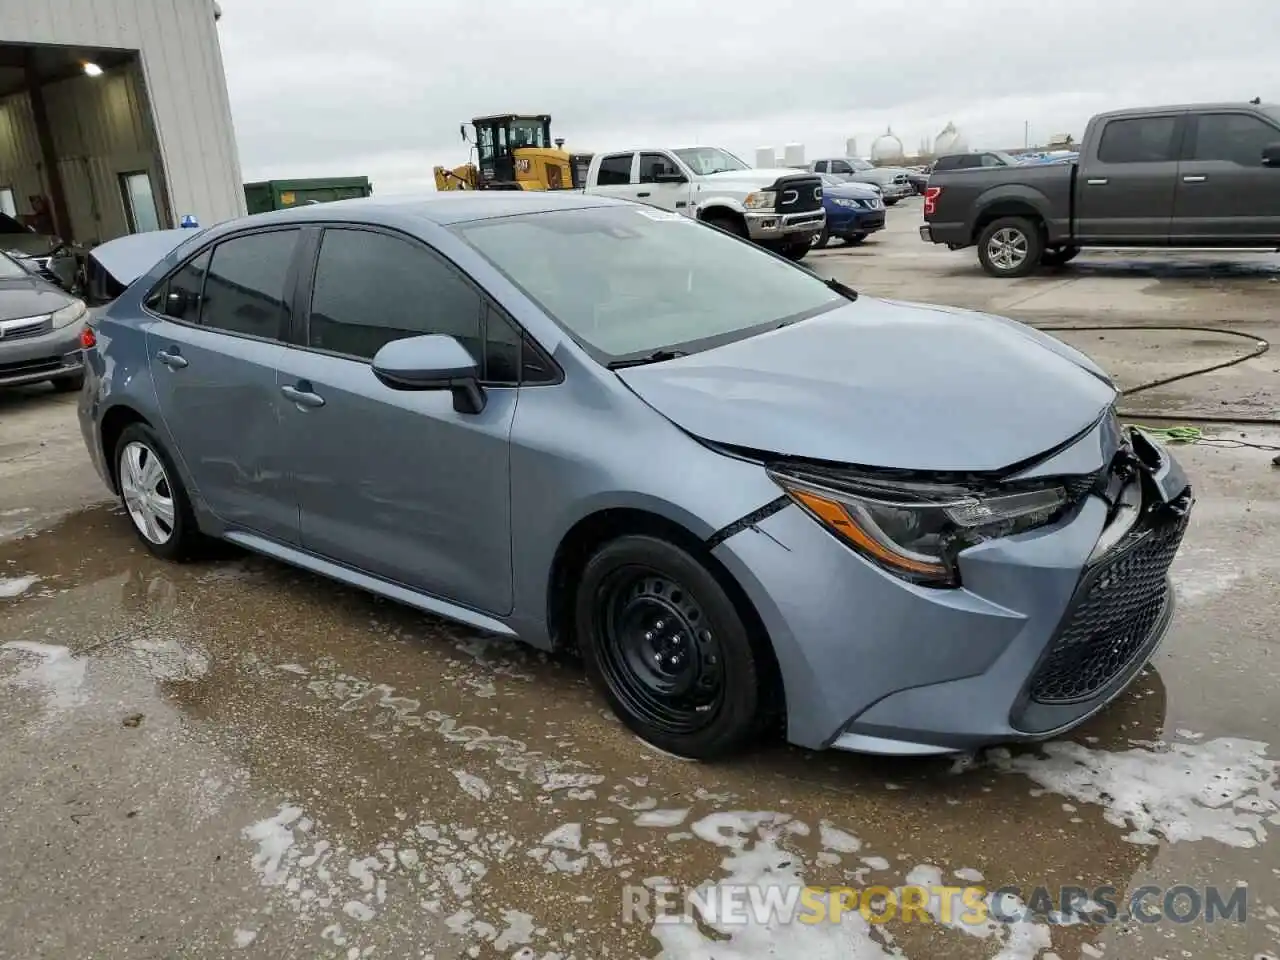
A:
<box><xmin>3</xmin><ymin>207</ymin><xmax>1280</xmax><ymax>960</ymax></box>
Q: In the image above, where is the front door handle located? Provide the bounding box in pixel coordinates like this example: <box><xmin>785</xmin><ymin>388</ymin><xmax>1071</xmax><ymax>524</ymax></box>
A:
<box><xmin>636</xmin><ymin>191</ymin><xmax>651</xmax><ymax>197</ymax></box>
<box><xmin>156</xmin><ymin>348</ymin><xmax>189</xmax><ymax>369</ymax></box>
<box><xmin>281</xmin><ymin>383</ymin><xmax>325</xmax><ymax>409</ymax></box>
<box><xmin>1085</xmin><ymin>178</ymin><xmax>1108</xmax><ymax>185</ymax></box>
<box><xmin>1182</xmin><ymin>175</ymin><xmax>1207</xmax><ymax>183</ymax></box>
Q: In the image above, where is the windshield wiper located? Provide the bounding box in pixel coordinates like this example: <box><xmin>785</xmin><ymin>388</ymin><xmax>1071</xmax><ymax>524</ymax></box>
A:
<box><xmin>823</xmin><ymin>277</ymin><xmax>859</xmax><ymax>302</ymax></box>
<box><xmin>607</xmin><ymin>349</ymin><xmax>689</xmax><ymax>369</ymax></box>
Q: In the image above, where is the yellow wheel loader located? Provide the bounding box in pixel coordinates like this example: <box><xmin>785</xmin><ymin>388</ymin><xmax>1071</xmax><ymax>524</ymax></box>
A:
<box><xmin>434</xmin><ymin>114</ymin><xmax>587</xmax><ymax>191</ymax></box>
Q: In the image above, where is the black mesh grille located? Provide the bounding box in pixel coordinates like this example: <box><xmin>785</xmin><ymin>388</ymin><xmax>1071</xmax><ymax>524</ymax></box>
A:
<box><xmin>1028</xmin><ymin>507</ymin><xmax>1188</xmax><ymax>704</ymax></box>
<box><xmin>774</xmin><ymin>176</ymin><xmax>823</xmax><ymax>214</ymax></box>
<box><xmin>1</xmin><ymin>316</ymin><xmax>53</xmax><ymax>341</ymax></box>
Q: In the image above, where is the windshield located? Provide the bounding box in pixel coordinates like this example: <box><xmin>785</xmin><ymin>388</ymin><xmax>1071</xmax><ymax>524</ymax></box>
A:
<box><xmin>455</xmin><ymin>205</ymin><xmax>843</xmax><ymax>362</ymax></box>
<box><xmin>848</xmin><ymin>158</ymin><xmax>874</xmax><ymax>171</ymax></box>
<box><xmin>672</xmin><ymin>147</ymin><xmax>748</xmax><ymax>176</ymax></box>
<box><xmin>509</xmin><ymin>118</ymin><xmax>547</xmax><ymax>149</ymax></box>
<box><xmin>992</xmin><ymin>151</ymin><xmax>1018</xmax><ymax>166</ymax></box>
<box><xmin>0</xmin><ymin>250</ymin><xmax>30</xmax><ymax>280</ymax></box>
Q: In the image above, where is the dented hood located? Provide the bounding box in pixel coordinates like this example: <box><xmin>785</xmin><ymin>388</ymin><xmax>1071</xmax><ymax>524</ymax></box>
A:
<box><xmin>615</xmin><ymin>298</ymin><xmax>1118</xmax><ymax>473</ymax></box>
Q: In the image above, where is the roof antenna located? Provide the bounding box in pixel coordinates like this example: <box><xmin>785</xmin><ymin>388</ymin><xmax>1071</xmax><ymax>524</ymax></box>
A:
<box><xmin>1249</xmin><ymin>96</ymin><xmax>1261</xmax><ymax>104</ymax></box>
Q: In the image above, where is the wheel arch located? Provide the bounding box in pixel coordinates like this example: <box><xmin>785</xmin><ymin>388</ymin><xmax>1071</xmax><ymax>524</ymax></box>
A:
<box><xmin>970</xmin><ymin>190</ymin><xmax>1050</xmax><ymax>245</ymax></box>
<box><xmin>98</xmin><ymin>404</ymin><xmax>154</xmax><ymax>493</ymax></box>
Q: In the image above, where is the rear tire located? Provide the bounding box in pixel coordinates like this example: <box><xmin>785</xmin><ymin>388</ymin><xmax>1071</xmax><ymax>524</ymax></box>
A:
<box><xmin>1042</xmin><ymin>245</ymin><xmax>1080</xmax><ymax>267</ymax></box>
<box><xmin>977</xmin><ymin>216</ymin><xmax>1044</xmax><ymax>278</ymax></box>
<box><xmin>575</xmin><ymin>534</ymin><xmax>768</xmax><ymax>760</ymax></box>
<box><xmin>51</xmin><ymin>373</ymin><xmax>84</xmax><ymax>393</ymax></box>
<box><xmin>114</xmin><ymin>423</ymin><xmax>204</xmax><ymax>562</ymax></box>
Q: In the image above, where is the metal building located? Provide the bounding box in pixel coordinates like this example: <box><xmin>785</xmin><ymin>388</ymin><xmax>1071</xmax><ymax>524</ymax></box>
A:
<box><xmin>0</xmin><ymin>0</ymin><xmax>245</xmax><ymax>249</ymax></box>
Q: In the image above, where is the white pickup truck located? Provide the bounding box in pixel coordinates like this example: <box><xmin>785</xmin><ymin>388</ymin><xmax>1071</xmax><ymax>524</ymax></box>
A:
<box><xmin>581</xmin><ymin>146</ymin><xmax>826</xmax><ymax>259</ymax></box>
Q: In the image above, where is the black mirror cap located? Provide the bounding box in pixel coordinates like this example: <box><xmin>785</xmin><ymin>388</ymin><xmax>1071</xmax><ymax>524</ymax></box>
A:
<box><xmin>1263</xmin><ymin>143</ymin><xmax>1280</xmax><ymax>167</ymax></box>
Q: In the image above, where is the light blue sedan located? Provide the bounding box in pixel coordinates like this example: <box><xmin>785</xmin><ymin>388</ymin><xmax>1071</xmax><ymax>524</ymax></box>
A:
<box><xmin>78</xmin><ymin>192</ymin><xmax>1193</xmax><ymax>760</ymax></box>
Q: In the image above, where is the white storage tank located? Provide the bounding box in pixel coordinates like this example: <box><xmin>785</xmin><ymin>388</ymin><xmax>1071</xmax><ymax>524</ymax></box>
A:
<box><xmin>934</xmin><ymin>122</ymin><xmax>969</xmax><ymax>156</ymax></box>
<box><xmin>845</xmin><ymin>137</ymin><xmax>858</xmax><ymax>158</ymax></box>
<box><xmin>783</xmin><ymin>143</ymin><xmax>805</xmax><ymax>167</ymax></box>
<box><xmin>755</xmin><ymin>147</ymin><xmax>775</xmax><ymax>168</ymax></box>
<box><xmin>870</xmin><ymin>128</ymin><xmax>904</xmax><ymax>164</ymax></box>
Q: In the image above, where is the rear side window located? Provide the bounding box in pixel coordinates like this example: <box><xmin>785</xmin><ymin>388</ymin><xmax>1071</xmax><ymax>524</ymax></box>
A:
<box><xmin>1190</xmin><ymin>113</ymin><xmax>1280</xmax><ymax>166</ymax></box>
<box><xmin>1096</xmin><ymin>116</ymin><xmax>1179</xmax><ymax>163</ymax></box>
<box><xmin>597</xmin><ymin>154</ymin><xmax>633</xmax><ymax>185</ymax></box>
<box><xmin>308</xmin><ymin>228</ymin><xmax>482</xmax><ymax>363</ymax></box>
<box><xmin>146</xmin><ymin>250</ymin><xmax>211</xmax><ymax>322</ymax></box>
<box><xmin>200</xmin><ymin>231</ymin><xmax>299</xmax><ymax>339</ymax></box>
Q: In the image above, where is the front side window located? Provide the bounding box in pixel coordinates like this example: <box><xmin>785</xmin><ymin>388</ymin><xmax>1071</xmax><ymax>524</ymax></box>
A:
<box><xmin>672</xmin><ymin>147</ymin><xmax>747</xmax><ymax>176</ymax></box>
<box><xmin>308</xmin><ymin>228</ymin><xmax>482</xmax><ymax>363</ymax></box>
<box><xmin>1190</xmin><ymin>113</ymin><xmax>1280</xmax><ymax>166</ymax></box>
<box><xmin>456</xmin><ymin>205</ymin><xmax>843</xmax><ymax>362</ymax></box>
<box><xmin>200</xmin><ymin>231</ymin><xmax>298</xmax><ymax>338</ymax></box>
<box><xmin>1097</xmin><ymin>116</ymin><xmax>1179</xmax><ymax>164</ymax></box>
<box><xmin>830</xmin><ymin>160</ymin><xmax>853</xmax><ymax>174</ymax></box>
<box><xmin>596</xmin><ymin>154</ymin><xmax>633</xmax><ymax>186</ymax></box>
<box><xmin>145</xmin><ymin>249</ymin><xmax>212</xmax><ymax>322</ymax></box>
<box><xmin>638</xmin><ymin>153</ymin><xmax>682</xmax><ymax>183</ymax></box>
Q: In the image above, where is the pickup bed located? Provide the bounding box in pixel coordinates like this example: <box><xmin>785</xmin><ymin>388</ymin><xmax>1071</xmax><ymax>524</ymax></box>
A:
<box><xmin>921</xmin><ymin>101</ymin><xmax>1280</xmax><ymax>277</ymax></box>
<box><xmin>582</xmin><ymin>146</ymin><xmax>825</xmax><ymax>259</ymax></box>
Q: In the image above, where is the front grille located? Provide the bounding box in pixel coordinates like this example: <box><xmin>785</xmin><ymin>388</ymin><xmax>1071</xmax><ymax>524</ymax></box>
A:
<box><xmin>1027</xmin><ymin>505</ymin><xmax>1188</xmax><ymax>704</ymax></box>
<box><xmin>0</xmin><ymin>316</ymin><xmax>53</xmax><ymax>341</ymax></box>
<box><xmin>773</xmin><ymin>176</ymin><xmax>823</xmax><ymax>214</ymax></box>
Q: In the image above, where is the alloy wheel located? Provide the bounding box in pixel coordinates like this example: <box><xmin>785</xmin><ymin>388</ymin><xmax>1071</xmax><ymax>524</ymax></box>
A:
<box><xmin>119</xmin><ymin>441</ymin><xmax>176</xmax><ymax>545</ymax></box>
<box><xmin>987</xmin><ymin>227</ymin><xmax>1029</xmax><ymax>272</ymax></box>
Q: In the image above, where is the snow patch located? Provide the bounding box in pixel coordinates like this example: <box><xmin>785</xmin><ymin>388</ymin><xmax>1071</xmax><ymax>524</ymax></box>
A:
<box><xmin>0</xmin><ymin>641</ymin><xmax>88</xmax><ymax>713</ymax></box>
<box><xmin>0</xmin><ymin>574</ymin><xmax>39</xmax><ymax>598</ymax></box>
<box><xmin>636</xmin><ymin>809</ymin><xmax>690</xmax><ymax>829</ymax></box>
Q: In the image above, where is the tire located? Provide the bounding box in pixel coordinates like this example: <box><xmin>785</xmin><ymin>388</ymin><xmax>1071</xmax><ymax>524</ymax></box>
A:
<box><xmin>51</xmin><ymin>373</ymin><xmax>84</xmax><ymax>393</ymax></box>
<box><xmin>884</xmin><ymin>198</ymin><xmax>900</xmax><ymax>206</ymax></box>
<box><xmin>781</xmin><ymin>241</ymin><xmax>809</xmax><ymax>262</ymax></box>
<box><xmin>842</xmin><ymin>233</ymin><xmax>867</xmax><ymax>246</ymax></box>
<box><xmin>702</xmin><ymin>213</ymin><xmax>747</xmax><ymax>239</ymax></box>
<box><xmin>811</xmin><ymin>225</ymin><xmax>830</xmax><ymax>249</ymax></box>
<box><xmin>114</xmin><ymin>422</ymin><xmax>203</xmax><ymax>562</ymax></box>
<box><xmin>976</xmin><ymin>216</ymin><xmax>1044</xmax><ymax>278</ymax></box>
<box><xmin>1042</xmin><ymin>245</ymin><xmax>1080</xmax><ymax>267</ymax></box>
<box><xmin>575</xmin><ymin>534</ymin><xmax>769</xmax><ymax>760</ymax></box>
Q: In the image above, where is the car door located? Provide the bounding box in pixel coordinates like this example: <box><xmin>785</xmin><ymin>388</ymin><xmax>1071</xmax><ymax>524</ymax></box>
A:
<box><xmin>1172</xmin><ymin>109</ymin><xmax>1280</xmax><ymax>242</ymax></box>
<box><xmin>1074</xmin><ymin>113</ymin><xmax>1183</xmax><ymax>243</ymax></box>
<box><xmin>590</xmin><ymin>153</ymin><xmax>638</xmax><ymax>200</ymax></box>
<box><xmin>635</xmin><ymin>152</ymin><xmax>693</xmax><ymax>214</ymax></box>
<box><xmin>143</xmin><ymin>228</ymin><xmax>301</xmax><ymax>542</ymax></box>
<box><xmin>275</xmin><ymin>225</ymin><xmax>518</xmax><ymax>615</ymax></box>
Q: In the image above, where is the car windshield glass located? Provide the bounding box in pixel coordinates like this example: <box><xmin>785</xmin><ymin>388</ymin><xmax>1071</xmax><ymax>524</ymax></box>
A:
<box><xmin>455</xmin><ymin>205</ymin><xmax>844</xmax><ymax>362</ymax></box>
<box><xmin>0</xmin><ymin>251</ymin><xmax>29</xmax><ymax>279</ymax></box>
<box><xmin>849</xmin><ymin>158</ymin><xmax>874</xmax><ymax>171</ymax></box>
<box><xmin>672</xmin><ymin>147</ymin><xmax>747</xmax><ymax>175</ymax></box>
<box><xmin>992</xmin><ymin>152</ymin><xmax>1018</xmax><ymax>165</ymax></box>
<box><xmin>0</xmin><ymin>212</ymin><xmax>33</xmax><ymax>235</ymax></box>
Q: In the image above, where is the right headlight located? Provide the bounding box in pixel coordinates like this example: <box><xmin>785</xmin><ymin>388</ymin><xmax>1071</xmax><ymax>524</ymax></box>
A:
<box><xmin>743</xmin><ymin>191</ymin><xmax>777</xmax><ymax>210</ymax></box>
<box><xmin>768</xmin><ymin>466</ymin><xmax>1069</xmax><ymax>587</ymax></box>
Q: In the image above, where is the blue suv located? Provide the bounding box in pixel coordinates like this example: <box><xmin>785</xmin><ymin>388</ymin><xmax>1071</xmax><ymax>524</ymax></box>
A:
<box><xmin>813</xmin><ymin>174</ymin><xmax>886</xmax><ymax>248</ymax></box>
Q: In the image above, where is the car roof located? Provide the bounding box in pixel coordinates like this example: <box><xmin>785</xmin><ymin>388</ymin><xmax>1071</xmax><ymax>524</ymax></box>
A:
<box><xmin>1093</xmin><ymin>101</ymin><xmax>1277</xmax><ymax>119</ymax></box>
<box><xmin>239</xmin><ymin>190</ymin><xmax>629</xmax><ymax>227</ymax></box>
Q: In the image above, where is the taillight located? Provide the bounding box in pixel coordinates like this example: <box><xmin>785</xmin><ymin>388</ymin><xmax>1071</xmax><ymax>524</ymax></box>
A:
<box><xmin>79</xmin><ymin>326</ymin><xmax>96</xmax><ymax>349</ymax></box>
<box><xmin>923</xmin><ymin>186</ymin><xmax>942</xmax><ymax>216</ymax></box>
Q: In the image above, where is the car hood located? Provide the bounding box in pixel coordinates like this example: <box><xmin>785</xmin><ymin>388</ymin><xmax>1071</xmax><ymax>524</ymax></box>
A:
<box><xmin>0</xmin><ymin>279</ymin><xmax>75</xmax><ymax>321</ymax></box>
<box><xmin>2</xmin><ymin>233</ymin><xmax>61</xmax><ymax>257</ymax></box>
<box><xmin>823</xmin><ymin>181</ymin><xmax>882</xmax><ymax>200</ymax></box>
<box><xmin>615</xmin><ymin>298</ymin><xmax>1117</xmax><ymax>473</ymax></box>
<box><xmin>700</xmin><ymin>168</ymin><xmax>815</xmax><ymax>191</ymax></box>
<box><xmin>87</xmin><ymin>228</ymin><xmax>207</xmax><ymax>287</ymax></box>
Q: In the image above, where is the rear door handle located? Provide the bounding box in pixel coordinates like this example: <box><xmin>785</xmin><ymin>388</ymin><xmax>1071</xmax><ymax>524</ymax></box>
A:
<box><xmin>1182</xmin><ymin>175</ymin><xmax>1207</xmax><ymax>183</ymax></box>
<box><xmin>1086</xmin><ymin>178</ymin><xmax>1108</xmax><ymax>185</ymax></box>
<box><xmin>155</xmin><ymin>348</ymin><xmax>188</xmax><ymax>369</ymax></box>
<box><xmin>281</xmin><ymin>383</ymin><xmax>325</xmax><ymax>409</ymax></box>
<box><xmin>636</xmin><ymin>191</ymin><xmax>651</xmax><ymax>197</ymax></box>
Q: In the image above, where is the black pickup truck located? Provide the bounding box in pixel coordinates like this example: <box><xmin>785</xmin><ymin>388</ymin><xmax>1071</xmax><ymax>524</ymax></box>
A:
<box><xmin>920</xmin><ymin>102</ymin><xmax>1280</xmax><ymax>277</ymax></box>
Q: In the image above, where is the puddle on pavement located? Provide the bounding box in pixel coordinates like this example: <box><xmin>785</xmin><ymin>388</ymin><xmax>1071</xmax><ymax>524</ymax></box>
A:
<box><xmin>3</xmin><ymin>483</ymin><xmax>1279</xmax><ymax>958</ymax></box>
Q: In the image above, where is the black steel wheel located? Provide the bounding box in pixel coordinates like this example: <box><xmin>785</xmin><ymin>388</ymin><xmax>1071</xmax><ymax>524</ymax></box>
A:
<box><xmin>575</xmin><ymin>534</ymin><xmax>769</xmax><ymax>759</ymax></box>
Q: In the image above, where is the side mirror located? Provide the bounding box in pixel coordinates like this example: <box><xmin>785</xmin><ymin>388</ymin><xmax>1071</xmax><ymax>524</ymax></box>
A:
<box><xmin>1263</xmin><ymin>143</ymin><xmax>1280</xmax><ymax>168</ymax></box>
<box><xmin>653</xmin><ymin>170</ymin><xmax>686</xmax><ymax>184</ymax></box>
<box><xmin>371</xmin><ymin>334</ymin><xmax>486</xmax><ymax>414</ymax></box>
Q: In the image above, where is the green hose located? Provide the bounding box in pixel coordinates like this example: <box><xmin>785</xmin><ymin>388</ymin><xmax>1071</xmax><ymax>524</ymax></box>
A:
<box><xmin>1130</xmin><ymin>425</ymin><xmax>1203</xmax><ymax>444</ymax></box>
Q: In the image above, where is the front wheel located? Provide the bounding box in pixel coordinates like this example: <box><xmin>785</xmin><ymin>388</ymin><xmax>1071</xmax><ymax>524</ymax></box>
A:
<box><xmin>811</xmin><ymin>225</ymin><xmax>831</xmax><ymax>249</ymax></box>
<box><xmin>781</xmin><ymin>241</ymin><xmax>810</xmax><ymax>261</ymax></box>
<box><xmin>842</xmin><ymin>233</ymin><xmax>867</xmax><ymax>246</ymax></box>
<box><xmin>575</xmin><ymin>535</ymin><xmax>770</xmax><ymax>760</ymax></box>
<box><xmin>976</xmin><ymin>216</ymin><xmax>1044</xmax><ymax>278</ymax></box>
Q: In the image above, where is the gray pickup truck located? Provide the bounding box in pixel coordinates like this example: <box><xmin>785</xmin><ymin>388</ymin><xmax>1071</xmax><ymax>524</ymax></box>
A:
<box><xmin>920</xmin><ymin>102</ymin><xmax>1280</xmax><ymax>277</ymax></box>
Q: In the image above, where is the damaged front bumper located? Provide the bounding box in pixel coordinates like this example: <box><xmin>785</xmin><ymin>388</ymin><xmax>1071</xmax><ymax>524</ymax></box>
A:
<box><xmin>710</xmin><ymin>422</ymin><xmax>1193</xmax><ymax>755</ymax></box>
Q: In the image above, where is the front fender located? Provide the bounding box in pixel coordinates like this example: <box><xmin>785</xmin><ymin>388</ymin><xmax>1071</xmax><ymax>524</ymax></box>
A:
<box><xmin>695</xmin><ymin>195</ymin><xmax>750</xmax><ymax>218</ymax></box>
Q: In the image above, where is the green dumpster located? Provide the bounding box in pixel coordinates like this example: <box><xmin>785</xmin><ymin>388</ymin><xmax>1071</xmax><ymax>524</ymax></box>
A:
<box><xmin>243</xmin><ymin>177</ymin><xmax>373</xmax><ymax>214</ymax></box>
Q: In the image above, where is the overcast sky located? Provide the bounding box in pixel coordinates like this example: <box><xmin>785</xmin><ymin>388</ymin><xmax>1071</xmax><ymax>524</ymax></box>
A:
<box><xmin>218</xmin><ymin>0</ymin><xmax>1277</xmax><ymax>192</ymax></box>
